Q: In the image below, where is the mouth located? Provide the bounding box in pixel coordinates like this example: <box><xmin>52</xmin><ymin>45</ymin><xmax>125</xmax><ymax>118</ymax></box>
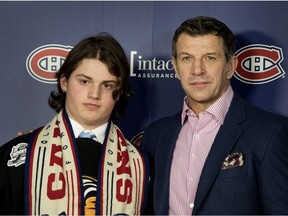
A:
<box><xmin>84</xmin><ymin>103</ymin><xmax>101</xmax><ymax>109</ymax></box>
<box><xmin>190</xmin><ymin>81</ymin><xmax>209</xmax><ymax>88</ymax></box>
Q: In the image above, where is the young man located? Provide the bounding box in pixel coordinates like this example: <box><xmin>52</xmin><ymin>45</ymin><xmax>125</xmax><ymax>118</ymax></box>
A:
<box><xmin>142</xmin><ymin>16</ymin><xmax>288</xmax><ymax>215</ymax></box>
<box><xmin>0</xmin><ymin>34</ymin><xmax>149</xmax><ymax>215</ymax></box>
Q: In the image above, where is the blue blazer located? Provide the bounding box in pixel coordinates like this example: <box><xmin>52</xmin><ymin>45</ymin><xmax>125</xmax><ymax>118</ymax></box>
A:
<box><xmin>142</xmin><ymin>94</ymin><xmax>288</xmax><ymax>215</ymax></box>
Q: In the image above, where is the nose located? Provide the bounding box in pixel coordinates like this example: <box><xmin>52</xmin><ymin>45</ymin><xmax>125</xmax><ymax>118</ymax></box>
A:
<box><xmin>192</xmin><ymin>59</ymin><xmax>205</xmax><ymax>76</ymax></box>
<box><xmin>88</xmin><ymin>84</ymin><xmax>101</xmax><ymax>100</ymax></box>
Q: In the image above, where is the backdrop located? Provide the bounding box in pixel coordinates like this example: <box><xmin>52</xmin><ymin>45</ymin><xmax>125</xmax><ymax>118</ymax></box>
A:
<box><xmin>1</xmin><ymin>1</ymin><xmax>288</xmax><ymax>145</ymax></box>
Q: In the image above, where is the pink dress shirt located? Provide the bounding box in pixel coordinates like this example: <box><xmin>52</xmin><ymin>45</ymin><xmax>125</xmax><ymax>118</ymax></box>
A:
<box><xmin>169</xmin><ymin>86</ymin><xmax>233</xmax><ymax>215</ymax></box>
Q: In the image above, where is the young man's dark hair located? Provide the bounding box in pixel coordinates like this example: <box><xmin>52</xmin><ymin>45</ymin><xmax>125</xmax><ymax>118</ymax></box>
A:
<box><xmin>49</xmin><ymin>33</ymin><xmax>133</xmax><ymax>120</ymax></box>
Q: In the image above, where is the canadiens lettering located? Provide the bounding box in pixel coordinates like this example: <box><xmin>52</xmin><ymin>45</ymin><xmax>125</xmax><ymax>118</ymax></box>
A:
<box><xmin>47</xmin><ymin>121</ymin><xmax>66</xmax><ymax>200</ymax></box>
<box><xmin>47</xmin><ymin>143</ymin><xmax>66</xmax><ymax>199</ymax></box>
<box><xmin>47</xmin><ymin>172</ymin><xmax>66</xmax><ymax>199</ymax></box>
<box><xmin>116</xmin><ymin>130</ymin><xmax>133</xmax><ymax>203</ymax></box>
<box><xmin>49</xmin><ymin>144</ymin><xmax>63</xmax><ymax>167</ymax></box>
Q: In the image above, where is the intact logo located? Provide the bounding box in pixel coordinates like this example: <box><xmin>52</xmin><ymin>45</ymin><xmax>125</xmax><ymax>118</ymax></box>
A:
<box><xmin>235</xmin><ymin>44</ymin><xmax>285</xmax><ymax>84</ymax></box>
<box><xmin>26</xmin><ymin>44</ymin><xmax>72</xmax><ymax>84</ymax></box>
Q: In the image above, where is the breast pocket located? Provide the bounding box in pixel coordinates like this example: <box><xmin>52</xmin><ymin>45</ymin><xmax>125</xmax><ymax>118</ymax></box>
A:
<box><xmin>217</xmin><ymin>164</ymin><xmax>248</xmax><ymax>180</ymax></box>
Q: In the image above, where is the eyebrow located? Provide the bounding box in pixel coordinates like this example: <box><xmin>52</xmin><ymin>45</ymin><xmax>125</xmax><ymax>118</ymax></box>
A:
<box><xmin>76</xmin><ymin>74</ymin><xmax>117</xmax><ymax>83</ymax></box>
<box><xmin>102</xmin><ymin>80</ymin><xmax>117</xmax><ymax>84</ymax></box>
<box><xmin>178</xmin><ymin>52</ymin><xmax>191</xmax><ymax>56</ymax></box>
<box><xmin>178</xmin><ymin>51</ymin><xmax>218</xmax><ymax>56</ymax></box>
<box><xmin>76</xmin><ymin>74</ymin><xmax>92</xmax><ymax>80</ymax></box>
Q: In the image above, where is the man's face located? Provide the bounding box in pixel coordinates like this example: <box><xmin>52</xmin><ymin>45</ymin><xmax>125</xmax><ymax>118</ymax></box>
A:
<box><xmin>172</xmin><ymin>33</ymin><xmax>238</xmax><ymax>114</ymax></box>
<box><xmin>60</xmin><ymin>58</ymin><xmax>118</xmax><ymax>129</ymax></box>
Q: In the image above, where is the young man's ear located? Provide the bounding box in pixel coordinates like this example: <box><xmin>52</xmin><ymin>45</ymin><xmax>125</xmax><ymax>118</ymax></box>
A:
<box><xmin>60</xmin><ymin>76</ymin><xmax>68</xmax><ymax>92</ymax></box>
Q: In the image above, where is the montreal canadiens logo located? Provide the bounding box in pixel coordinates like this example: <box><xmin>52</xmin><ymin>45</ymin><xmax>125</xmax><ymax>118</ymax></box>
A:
<box><xmin>235</xmin><ymin>44</ymin><xmax>285</xmax><ymax>84</ymax></box>
<box><xmin>26</xmin><ymin>44</ymin><xmax>72</xmax><ymax>83</ymax></box>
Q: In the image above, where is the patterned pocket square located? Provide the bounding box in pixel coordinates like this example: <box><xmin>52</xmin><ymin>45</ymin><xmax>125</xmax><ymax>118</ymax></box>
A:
<box><xmin>221</xmin><ymin>152</ymin><xmax>244</xmax><ymax>170</ymax></box>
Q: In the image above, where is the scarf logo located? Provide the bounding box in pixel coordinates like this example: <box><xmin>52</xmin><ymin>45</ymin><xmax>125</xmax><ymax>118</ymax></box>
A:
<box><xmin>7</xmin><ymin>142</ymin><xmax>28</xmax><ymax>167</ymax></box>
<box><xmin>116</xmin><ymin>130</ymin><xmax>133</xmax><ymax>204</ymax></box>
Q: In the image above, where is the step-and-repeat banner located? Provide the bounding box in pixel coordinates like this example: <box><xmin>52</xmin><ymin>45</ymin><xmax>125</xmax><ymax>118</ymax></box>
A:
<box><xmin>1</xmin><ymin>1</ymin><xmax>288</xmax><ymax>145</ymax></box>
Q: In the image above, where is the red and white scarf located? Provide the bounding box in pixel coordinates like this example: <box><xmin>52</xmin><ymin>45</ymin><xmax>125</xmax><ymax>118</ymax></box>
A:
<box><xmin>25</xmin><ymin>109</ymin><xmax>148</xmax><ymax>215</ymax></box>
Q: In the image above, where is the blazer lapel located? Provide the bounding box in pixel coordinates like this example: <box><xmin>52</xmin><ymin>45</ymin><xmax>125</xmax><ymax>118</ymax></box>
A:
<box><xmin>153</xmin><ymin>113</ymin><xmax>182</xmax><ymax>214</ymax></box>
<box><xmin>193</xmin><ymin>94</ymin><xmax>246</xmax><ymax>214</ymax></box>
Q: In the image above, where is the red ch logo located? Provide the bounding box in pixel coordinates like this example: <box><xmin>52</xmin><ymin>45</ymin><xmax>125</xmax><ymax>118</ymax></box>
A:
<box><xmin>26</xmin><ymin>44</ymin><xmax>72</xmax><ymax>84</ymax></box>
<box><xmin>235</xmin><ymin>44</ymin><xmax>285</xmax><ymax>84</ymax></box>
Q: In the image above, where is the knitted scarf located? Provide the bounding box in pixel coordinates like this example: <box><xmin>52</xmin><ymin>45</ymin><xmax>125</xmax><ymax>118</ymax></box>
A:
<box><xmin>24</xmin><ymin>109</ymin><xmax>148</xmax><ymax>215</ymax></box>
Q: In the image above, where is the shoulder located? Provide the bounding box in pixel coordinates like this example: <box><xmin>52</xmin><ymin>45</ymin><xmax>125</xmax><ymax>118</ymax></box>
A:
<box><xmin>229</xmin><ymin>94</ymin><xmax>288</xmax><ymax>136</ymax></box>
<box><xmin>231</xmin><ymin>94</ymin><xmax>288</xmax><ymax>122</ymax></box>
<box><xmin>0</xmin><ymin>133</ymin><xmax>31</xmax><ymax>150</ymax></box>
<box><xmin>145</xmin><ymin>112</ymin><xmax>181</xmax><ymax>132</ymax></box>
<box><xmin>141</xmin><ymin>112</ymin><xmax>181</xmax><ymax>149</ymax></box>
<box><xmin>246</xmin><ymin>100</ymin><xmax>287</xmax><ymax>125</ymax></box>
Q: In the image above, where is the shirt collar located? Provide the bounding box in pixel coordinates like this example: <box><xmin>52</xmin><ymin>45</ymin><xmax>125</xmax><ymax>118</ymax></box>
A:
<box><xmin>69</xmin><ymin>117</ymin><xmax>108</xmax><ymax>144</ymax></box>
<box><xmin>181</xmin><ymin>85</ymin><xmax>234</xmax><ymax>125</ymax></box>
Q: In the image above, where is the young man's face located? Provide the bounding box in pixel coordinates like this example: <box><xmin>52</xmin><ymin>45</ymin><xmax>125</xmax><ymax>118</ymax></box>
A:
<box><xmin>172</xmin><ymin>33</ymin><xmax>238</xmax><ymax>115</ymax></box>
<box><xmin>60</xmin><ymin>58</ymin><xmax>118</xmax><ymax>129</ymax></box>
